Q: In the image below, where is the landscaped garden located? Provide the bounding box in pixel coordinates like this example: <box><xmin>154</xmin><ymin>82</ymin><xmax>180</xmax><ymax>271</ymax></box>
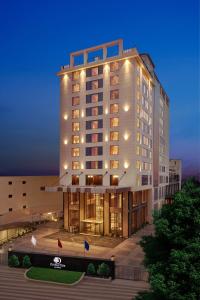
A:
<box><xmin>26</xmin><ymin>267</ymin><xmax>84</xmax><ymax>285</ymax></box>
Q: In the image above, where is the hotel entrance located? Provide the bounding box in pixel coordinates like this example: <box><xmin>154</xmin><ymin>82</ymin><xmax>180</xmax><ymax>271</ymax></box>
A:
<box><xmin>80</xmin><ymin>193</ymin><xmax>104</xmax><ymax>236</ymax></box>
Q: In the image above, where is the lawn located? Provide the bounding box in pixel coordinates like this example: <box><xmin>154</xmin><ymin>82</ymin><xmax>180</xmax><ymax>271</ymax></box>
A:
<box><xmin>26</xmin><ymin>267</ymin><xmax>84</xmax><ymax>284</ymax></box>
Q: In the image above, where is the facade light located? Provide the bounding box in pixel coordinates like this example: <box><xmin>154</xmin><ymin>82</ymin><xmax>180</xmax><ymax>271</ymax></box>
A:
<box><xmin>63</xmin><ymin>114</ymin><xmax>68</xmax><ymax>120</ymax></box>
<box><xmin>124</xmin><ymin>105</ymin><xmax>130</xmax><ymax>112</ymax></box>
<box><xmin>64</xmin><ymin>139</ymin><xmax>68</xmax><ymax>145</ymax></box>
<box><xmin>124</xmin><ymin>161</ymin><xmax>129</xmax><ymax>169</ymax></box>
<box><xmin>123</xmin><ymin>132</ymin><xmax>129</xmax><ymax>141</ymax></box>
<box><xmin>105</xmin><ymin>135</ymin><xmax>108</xmax><ymax>142</ymax></box>
<box><xmin>64</xmin><ymin>164</ymin><xmax>68</xmax><ymax>170</ymax></box>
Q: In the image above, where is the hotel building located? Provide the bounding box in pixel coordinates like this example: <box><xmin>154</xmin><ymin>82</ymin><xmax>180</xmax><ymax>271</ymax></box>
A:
<box><xmin>55</xmin><ymin>39</ymin><xmax>170</xmax><ymax>238</ymax></box>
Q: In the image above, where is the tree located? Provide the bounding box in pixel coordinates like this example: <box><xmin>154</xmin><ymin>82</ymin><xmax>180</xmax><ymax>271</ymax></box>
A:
<box><xmin>136</xmin><ymin>178</ymin><xmax>200</xmax><ymax>300</ymax></box>
<box><xmin>22</xmin><ymin>255</ymin><xmax>32</xmax><ymax>268</ymax></box>
<box><xmin>97</xmin><ymin>263</ymin><xmax>110</xmax><ymax>277</ymax></box>
<box><xmin>87</xmin><ymin>263</ymin><xmax>96</xmax><ymax>275</ymax></box>
<box><xmin>8</xmin><ymin>255</ymin><xmax>20</xmax><ymax>267</ymax></box>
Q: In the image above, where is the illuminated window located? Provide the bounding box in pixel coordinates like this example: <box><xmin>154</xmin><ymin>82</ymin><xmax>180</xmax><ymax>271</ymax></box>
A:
<box><xmin>110</xmin><ymin>75</ymin><xmax>119</xmax><ymax>86</ymax></box>
<box><xmin>110</xmin><ymin>117</ymin><xmax>119</xmax><ymax>128</ymax></box>
<box><xmin>136</xmin><ymin>160</ymin><xmax>141</xmax><ymax>170</ymax></box>
<box><xmin>137</xmin><ymin>118</ymin><xmax>140</xmax><ymax>128</ymax></box>
<box><xmin>110</xmin><ymin>103</ymin><xmax>119</xmax><ymax>114</ymax></box>
<box><xmin>91</xmin><ymin>67</ymin><xmax>98</xmax><ymax>76</ymax></box>
<box><xmin>72</xmin><ymin>83</ymin><xmax>80</xmax><ymax>93</ymax></box>
<box><xmin>110</xmin><ymin>160</ymin><xmax>119</xmax><ymax>169</ymax></box>
<box><xmin>136</xmin><ymin>132</ymin><xmax>141</xmax><ymax>143</ymax></box>
<box><xmin>72</xmin><ymin>135</ymin><xmax>80</xmax><ymax>144</ymax></box>
<box><xmin>91</xmin><ymin>94</ymin><xmax>98</xmax><ymax>103</ymax></box>
<box><xmin>110</xmin><ymin>89</ymin><xmax>119</xmax><ymax>100</ymax></box>
<box><xmin>72</xmin><ymin>71</ymin><xmax>80</xmax><ymax>81</ymax></box>
<box><xmin>91</xmin><ymin>120</ymin><xmax>98</xmax><ymax>129</ymax></box>
<box><xmin>72</xmin><ymin>175</ymin><xmax>79</xmax><ymax>185</ymax></box>
<box><xmin>72</xmin><ymin>109</ymin><xmax>80</xmax><ymax>119</ymax></box>
<box><xmin>136</xmin><ymin>76</ymin><xmax>140</xmax><ymax>86</ymax></box>
<box><xmin>92</xmin><ymin>107</ymin><xmax>99</xmax><ymax>116</ymax></box>
<box><xmin>92</xmin><ymin>133</ymin><xmax>99</xmax><ymax>143</ymax></box>
<box><xmin>92</xmin><ymin>80</ymin><xmax>98</xmax><ymax>90</ymax></box>
<box><xmin>136</xmin><ymin>146</ymin><xmax>140</xmax><ymax>155</ymax></box>
<box><xmin>86</xmin><ymin>161</ymin><xmax>103</xmax><ymax>169</ymax></box>
<box><xmin>110</xmin><ymin>175</ymin><xmax>119</xmax><ymax>186</ymax></box>
<box><xmin>110</xmin><ymin>131</ymin><xmax>119</xmax><ymax>141</ymax></box>
<box><xmin>110</xmin><ymin>145</ymin><xmax>119</xmax><ymax>155</ymax></box>
<box><xmin>110</xmin><ymin>61</ymin><xmax>119</xmax><ymax>72</ymax></box>
<box><xmin>72</xmin><ymin>96</ymin><xmax>80</xmax><ymax>106</ymax></box>
<box><xmin>72</xmin><ymin>161</ymin><xmax>80</xmax><ymax>170</ymax></box>
<box><xmin>72</xmin><ymin>122</ymin><xmax>80</xmax><ymax>131</ymax></box>
<box><xmin>72</xmin><ymin>148</ymin><xmax>80</xmax><ymax>157</ymax></box>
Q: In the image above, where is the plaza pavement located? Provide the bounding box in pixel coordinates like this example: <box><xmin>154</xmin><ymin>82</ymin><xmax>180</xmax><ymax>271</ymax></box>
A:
<box><xmin>4</xmin><ymin>222</ymin><xmax>154</xmax><ymax>268</ymax></box>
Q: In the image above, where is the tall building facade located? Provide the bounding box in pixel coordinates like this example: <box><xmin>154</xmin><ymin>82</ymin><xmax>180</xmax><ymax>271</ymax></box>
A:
<box><xmin>57</xmin><ymin>39</ymin><xmax>170</xmax><ymax>238</ymax></box>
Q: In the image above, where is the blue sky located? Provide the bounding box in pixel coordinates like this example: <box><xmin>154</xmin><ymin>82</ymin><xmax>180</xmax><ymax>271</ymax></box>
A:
<box><xmin>0</xmin><ymin>0</ymin><xmax>199</xmax><ymax>177</ymax></box>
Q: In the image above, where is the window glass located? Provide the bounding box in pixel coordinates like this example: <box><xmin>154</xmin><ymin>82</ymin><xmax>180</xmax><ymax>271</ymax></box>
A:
<box><xmin>72</xmin><ymin>175</ymin><xmax>79</xmax><ymax>185</ymax></box>
<box><xmin>110</xmin><ymin>103</ymin><xmax>119</xmax><ymax>114</ymax></box>
<box><xmin>110</xmin><ymin>61</ymin><xmax>119</xmax><ymax>72</ymax></box>
<box><xmin>110</xmin><ymin>131</ymin><xmax>119</xmax><ymax>141</ymax></box>
<box><xmin>110</xmin><ymin>175</ymin><xmax>119</xmax><ymax>186</ymax></box>
<box><xmin>72</xmin><ymin>96</ymin><xmax>80</xmax><ymax>106</ymax></box>
<box><xmin>72</xmin><ymin>71</ymin><xmax>80</xmax><ymax>81</ymax></box>
<box><xmin>72</xmin><ymin>161</ymin><xmax>80</xmax><ymax>170</ymax></box>
<box><xmin>72</xmin><ymin>135</ymin><xmax>80</xmax><ymax>144</ymax></box>
<box><xmin>72</xmin><ymin>122</ymin><xmax>80</xmax><ymax>131</ymax></box>
<box><xmin>110</xmin><ymin>75</ymin><xmax>119</xmax><ymax>86</ymax></box>
<box><xmin>91</xmin><ymin>94</ymin><xmax>98</xmax><ymax>103</ymax></box>
<box><xmin>110</xmin><ymin>145</ymin><xmax>119</xmax><ymax>155</ymax></box>
<box><xmin>72</xmin><ymin>109</ymin><xmax>80</xmax><ymax>119</ymax></box>
<box><xmin>91</xmin><ymin>67</ymin><xmax>98</xmax><ymax>76</ymax></box>
<box><xmin>72</xmin><ymin>148</ymin><xmax>80</xmax><ymax>157</ymax></box>
<box><xmin>92</xmin><ymin>80</ymin><xmax>98</xmax><ymax>90</ymax></box>
<box><xmin>110</xmin><ymin>89</ymin><xmax>119</xmax><ymax>100</ymax></box>
<box><xmin>91</xmin><ymin>107</ymin><xmax>98</xmax><ymax>116</ymax></box>
<box><xmin>110</xmin><ymin>160</ymin><xmax>119</xmax><ymax>169</ymax></box>
<box><xmin>110</xmin><ymin>117</ymin><xmax>119</xmax><ymax>128</ymax></box>
<box><xmin>72</xmin><ymin>83</ymin><xmax>80</xmax><ymax>93</ymax></box>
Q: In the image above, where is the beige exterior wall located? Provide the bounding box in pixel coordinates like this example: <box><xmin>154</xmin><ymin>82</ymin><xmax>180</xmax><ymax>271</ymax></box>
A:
<box><xmin>0</xmin><ymin>176</ymin><xmax>62</xmax><ymax>225</ymax></box>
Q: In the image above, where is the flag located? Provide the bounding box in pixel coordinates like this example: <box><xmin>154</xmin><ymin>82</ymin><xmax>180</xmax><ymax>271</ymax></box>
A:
<box><xmin>31</xmin><ymin>235</ymin><xmax>37</xmax><ymax>247</ymax></box>
<box><xmin>58</xmin><ymin>239</ymin><xmax>62</xmax><ymax>248</ymax></box>
<box><xmin>84</xmin><ymin>240</ymin><xmax>89</xmax><ymax>251</ymax></box>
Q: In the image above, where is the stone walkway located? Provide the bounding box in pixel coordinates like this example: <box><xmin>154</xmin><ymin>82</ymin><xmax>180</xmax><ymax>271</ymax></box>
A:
<box><xmin>0</xmin><ymin>266</ymin><xmax>149</xmax><ymax>300</ymax></box>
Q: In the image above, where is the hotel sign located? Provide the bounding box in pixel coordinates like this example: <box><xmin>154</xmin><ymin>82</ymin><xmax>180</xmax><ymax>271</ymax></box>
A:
<box><xmin>50</xmin><ymin>257</ymin><xmax>66</xmax><ymax>269</ymax></box>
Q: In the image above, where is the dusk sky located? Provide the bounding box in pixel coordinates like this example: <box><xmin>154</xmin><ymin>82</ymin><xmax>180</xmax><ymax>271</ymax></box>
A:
<box><xmin>0</xmin><ymin>0</ymin><xmax>199</xmax><ymax>177</ymax></box>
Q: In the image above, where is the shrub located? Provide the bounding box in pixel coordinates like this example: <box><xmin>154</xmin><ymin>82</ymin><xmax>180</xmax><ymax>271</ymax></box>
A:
<box><xmin>8</xmin><ymin>255</ymin><xmax>20</xmax><ymax>267</ymax></box>
<box><xmin>22</xmin><ymin>255</ymin><xmax>32</xmax><ymax>268</ymax></box>
<box><xmin>87</xmin><ymin>263</ymin><xmax>96</xmax><ymax>275</ymax></box>
<box><xmin>97</xmin><ymin>263</ymin><xmax>110</xmax><ymax>278</ymax></box>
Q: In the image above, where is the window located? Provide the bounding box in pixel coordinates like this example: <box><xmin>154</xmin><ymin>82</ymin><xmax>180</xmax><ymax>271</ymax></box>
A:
<box><xmin>85</xmin><ymin>146</ymin><xmax>103</xmax><ymax>156</ymax></box>
<box><xmin>110</xmin><ymin>89</ymin><xmax>119</xmax><ymax>100</ymax></box>
<box><xmin>72</xmin><ymin>175</ymin><xmax>79</xmax><ymax>185</ymax></box>
<box><xmin>86</xmin><ymin>119</ymin><xmax>103</xmax><ymax>130</ymax></box>
<box><xmin>86</xmin><ymin>79</ymin><xmax>103</xmax><ymax>90</ymax></box>
<box><xmin>86</xmin><ymin>175</ymin><xmax>103</xmax><ymax>186</ymax></box>
<box><xmin>91</xmin><ymin>67</ymin><xmax>98</xmax><ymax>76</ymax></box>
<box><xmin>110</xmin><ymin>160</ymin><xmax>119</xmax><ymax>169</ymax></box>
<box><xmin>86</xmin><ymin>161</ymin><xmax>103</xmax><ymax>169</ymax></box>
<box><xmin>8</xmin><ymin>181</ymin><xmax>12</xmax><ymax>185</ymax></box>
<box><xmin>86</xmin><ymin>66</ymin><xmax>103</xmax><ymax>77</ymax></box>
<box><xmin>86</xmin><ymin>92</ymin><xmax>103</xmax><ymax>104</ymax></box>
<box><xmin>136</xmin><ymin>146</ymin><xmax>140</xmax><ymax>155</ymax></box>
<box><xmin>8</xmin><ymin>194</ymin><xmax>12</xmax><ymax>198</ymax></box>
<box><xmin>72</xmin><ymin>135</ymin><xmax>80</xmax><ymax>144</ymax></box>
<box><xmin>110</xmin><ymin>75</ymin><xmax>119</xmax><ymax>86</ymax></box>
<box><xmin>142</xmin><ymin>175</ymin><xmax>148</xmax><ymax>186</ymax></box>
<box><xmin>22</xmin><ymin>181</ymin><xmax>26</xmax><ymax>184</ymax></box>
<box><xmin>23</xmin><ymin>205</ymin><xmax>26</xmax><ymax>209</ymax></box>
<box><xmin>86</xmin><ymin>106</ymin><xmax>103</xmax><ymax>117</ymax></box>
<box><xmin>72</xmin><ymin>96</ymin><xmax>80</xmax><ymax>106</ymax></box>
<box><xmin>72</xmin><ymin>122</ymin><xmax>80</xmax><ymax>131</ymax></box>
<box><xmin>72</xmin><ymin>148</ymin><xmax>80</xmax><ymax>157</ymax></box>
<box><xmin>110</xmin><ymin>131</ymin><xmax>119</xmax><ymax>141</ymax></box>
<box><xmin>137</xmin><ymin>118</ymin><xmax>140</xmax><ymax>128</ymax></box>
<box><xmin>23</xmin><ymin>193</ymin><xmax>26</xmax><ymax>197</ymax></box>
<box><xmin>86</xmin><ymin>133</ymin><xmax>103</xmax><ymax>143</ymax></box>
<box><xmin>9</xmin><ymin>208</ymin><xmax>13</xmax><ymax>212</ymax></box>
<box><xmin>136</xmin><ymin>160</ymin><xmax>141</xmax><ymax>170</ymax></box>
<box><xmin>72</xmin><ymin>83</ymin><xmax>80</xmax><ymax>93</ymax></box>
<box><xmin>110</xmin><ymin>175</ymin><xmax>119</xmax><ymax>186</ymax></box>
<box><xmin>110</xmin><ymin>61</ymin><xmax>119</xmax><ymax>72</ymax></box>
<box><xmin>110</xmin><ymin>103</ymin><xmax>119</xmax><ymax>114</ymax></box>
<box><xmin>72</xmin><ymin>161</ymin><xmax>80</xmax><ymax>170</ymax></box>
<box><xmin>110</xmin><ymin>117</ymin><xmax>119</xmax><ymax>128</ymax></box>
<box><xmin>110</xmin><ymin>145</ymin><xmax>119</xmax><ymax>155</ymax></box>
<box><xmin>72</xmin><ymin>71</ymin><xmax>80</xmax><ymax>81</ymax></box>
<box><xmin>72</xmin><ymin>109</ymin><xmax>80</xmax><ymax>119</ymax></box>
<box><xmin>136</xmin><ymin>132</ymin><xmax>141</xmax><ymax>143</ymax></box>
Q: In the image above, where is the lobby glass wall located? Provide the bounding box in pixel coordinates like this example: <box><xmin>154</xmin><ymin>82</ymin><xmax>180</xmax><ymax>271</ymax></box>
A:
<box><xmin>81</xmin><ymin>193</ymin><xmax>104</xmax><ymax>235</ymax></box>
<box><xmin>131</xmin><ymin>190</ymin><xmax>148</xmax><ymax>233</ymax></box>
<box><xmin>68</xmin><ymin>193</ymin><xmax>80</xmax><ymax>232</ymax></box>
<box><xmin>109</xmin><ymin>193</ymin><xmax>122</xmax><ymax>237</ymax></box>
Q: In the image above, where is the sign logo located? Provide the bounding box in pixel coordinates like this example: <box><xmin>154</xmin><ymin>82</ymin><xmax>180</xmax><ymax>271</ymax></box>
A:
<box><xmin>53</xmin><ymin>257</ymin><xmax>61</xmax><ymax>264</ymax></box>
<box><xmin>50</xmin><ymin>256</ymin><xmax>66</xmax><ymax>269</ymax></box>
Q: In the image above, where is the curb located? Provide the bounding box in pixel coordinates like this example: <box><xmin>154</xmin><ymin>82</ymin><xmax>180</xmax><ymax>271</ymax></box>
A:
<box><xmin>85</xmin><ymin>275</ymin><xmax>112</xmax><ymax>281</ymax></box>
<box><xmin>24</xmin><ymin>268</ymin><xmax>85</xmax><ymax>286</ymax></box>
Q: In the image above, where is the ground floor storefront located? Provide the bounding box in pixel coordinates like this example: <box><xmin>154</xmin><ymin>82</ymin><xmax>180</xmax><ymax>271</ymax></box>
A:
<box><xmin>63</xmin><ymin>189</ymin><xmax>152</xmax><ymax>238</ymax></box>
